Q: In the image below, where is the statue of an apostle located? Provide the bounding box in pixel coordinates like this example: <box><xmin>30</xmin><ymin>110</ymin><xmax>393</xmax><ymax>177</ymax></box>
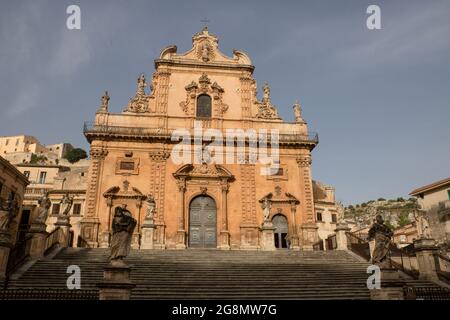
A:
<box><xmin>110</xmin><ymin>204</ymin><xmax>137</xmax><ymax>266</ymax></box>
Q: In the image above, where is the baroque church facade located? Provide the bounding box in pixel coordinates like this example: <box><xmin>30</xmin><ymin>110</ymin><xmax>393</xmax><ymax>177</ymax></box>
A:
<box><xmin>81</xmin><ymin>28</ymin><xmax>324</xmax><ymax>251</ymax></box>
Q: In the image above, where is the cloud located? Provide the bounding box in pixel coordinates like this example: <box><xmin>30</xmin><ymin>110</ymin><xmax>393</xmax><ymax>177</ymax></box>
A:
<box><xmin>7</xmin><ymin>82</ymin><xmax>41</xmax><ymax>116</ymax></box>
<box><xmin>336</xmin><ymin>2</ymin><xmax>450</xmax><ymax>67</ymax></box>
<box><xmin>48</xmin><ymin>30</ymin><xmax>91</xmax><ymax>76</ymax></box>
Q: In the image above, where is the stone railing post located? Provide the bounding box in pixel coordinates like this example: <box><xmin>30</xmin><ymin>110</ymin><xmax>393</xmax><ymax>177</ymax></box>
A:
<box><xmin>334</xmin><ymin>224</ymin><xmax>351</xmax><ymax>250</ymax></box>
<box><xmin>27</xmin><ymin>222</ymin><xmax>48</xmax><ymax>259</ymax></box>
<box><xmin>259</xmin><ymin>221</ymin><xmax>276</xmax><ymax>251</ymax></box>
<box><xmin>414</xmin><ymin>237</ymin><xmax>440</xmax><ymax>281</ymax></box>
<box><xmin>0</xmin><ymin>229</ymin><xmax>13</xmax><ymax>285</ymax></box>
<box><xmin>55</xmin><ymin>216</ymin><xmax>72</xmax><ymax>247</ymax></box>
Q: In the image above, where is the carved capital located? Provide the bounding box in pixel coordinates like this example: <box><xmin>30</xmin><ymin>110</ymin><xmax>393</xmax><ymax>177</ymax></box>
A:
<box><xmin>90</xmin><ymin>148</ymin><xmax>108</xmax><ymax>160</ymax></box>
<box><xmin>296</xmin><ymin>155</ymin><xmax>312</xmax><ymax>167</ymax></box>
<box><xmin>149</xmin><ymin>150</ymin><xmax>170</xmax><ymax>161</ymax></box>
<box><xmin>220</xmin><ymin>179</ymin><xmax>229</xmax><ymax>192</ymax></box>
<box><xmin>176</xmin><ymin>178</ymin><xmax>186</xmax><ymax>193</ymax></box>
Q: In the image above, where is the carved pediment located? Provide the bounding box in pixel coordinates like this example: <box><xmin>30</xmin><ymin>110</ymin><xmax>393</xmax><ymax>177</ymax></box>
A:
<box><xmin>173</xmin><ymin>164</ymin><xmax>234</xmax><ymax>181</ymax></box>
<box><xmin>158</xmin><ymin>27</ymin><xmax>252</xmax><ymax>66</ymax></box>
<box><xmin>259</xmin><ymin>191</ymin><xmax>300</xmax><ymax>205</ymax></box>
<box><xmin>103</xmin><ymin>181</ymin><xmax>146</xmax><ymax>200</ymax></box>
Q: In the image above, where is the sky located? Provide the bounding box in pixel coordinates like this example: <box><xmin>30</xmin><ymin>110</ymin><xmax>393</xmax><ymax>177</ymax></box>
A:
<box><xmin>0</xmin><ymin>0</ymin><xmax>449</xmax><ymax>205</ymax></box>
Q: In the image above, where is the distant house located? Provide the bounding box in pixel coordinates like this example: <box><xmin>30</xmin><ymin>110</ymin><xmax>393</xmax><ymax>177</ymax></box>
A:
<box><xmin>392</xmin><ymin>222</ymin><xmax>418</xmax><ymax>248</ymax></box>
<box><xmin>409</xmin><ymin>177</ymin><xmax>450</xmax><ymax>245</ymax></box>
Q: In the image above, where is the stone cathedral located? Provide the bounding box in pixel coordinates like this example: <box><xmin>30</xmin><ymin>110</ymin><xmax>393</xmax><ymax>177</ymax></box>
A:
<box><xmin>81</xmin><ymin>27</ymin><xmax>325</xmax><ymax>251</ymax></box>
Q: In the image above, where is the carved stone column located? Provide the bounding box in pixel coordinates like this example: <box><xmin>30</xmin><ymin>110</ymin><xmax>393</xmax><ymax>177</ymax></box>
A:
<box><xmin>296</xmin><ymin>154</ymin><xmax>318</xmax><ymax>250</ymax></box>
<box><xmin>176</xmin><ymin>178</ymin><xmax>186</xmax><ymax>249</ymax></box>
<box><xmin>80</xmin><ymin>147</ymin><xmax>108</xmax><ymax>248</ymax></box>
<box><xmin>131</xmin><ymin>200</ymin><xmax>142</xmax><ymax>250</ymax></box>
<box><xmin>289</xmin><ymin>202</ymin><xmax>300</xmax><ymax>250</ymax></box>
<box><xmin>219</xmin><ymin>179</ymin><xmax>230</xmax><ymax>250</ymax></box>
<box><xmin>99</xmin><ymin>196</ymin><xmax>113</xmax><ymax>248</ymax></box>
<box><xmin>148</xmin><ymin>149</ymin><xmax>170</xmax><ymax>249</ymax></box>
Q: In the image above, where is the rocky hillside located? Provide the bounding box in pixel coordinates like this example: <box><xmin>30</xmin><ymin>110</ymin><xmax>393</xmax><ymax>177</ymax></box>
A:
<box><xmin>344</xmin><ymin>197</ymin><xmax>418</xmax><ymax>229</ymax></box>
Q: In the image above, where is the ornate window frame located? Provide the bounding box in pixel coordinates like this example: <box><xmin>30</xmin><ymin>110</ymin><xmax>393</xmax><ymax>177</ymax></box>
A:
<box><xmin>115</xmin><ymin>157</ymin><xmax>140</xmax><ymax>175</ymax></box>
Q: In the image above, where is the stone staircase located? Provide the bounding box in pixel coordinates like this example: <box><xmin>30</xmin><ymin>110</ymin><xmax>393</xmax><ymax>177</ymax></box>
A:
<box><xmin>5</xmin><ymin>248</ymin><xmax>440</xmax><ymax>299</ymax></box>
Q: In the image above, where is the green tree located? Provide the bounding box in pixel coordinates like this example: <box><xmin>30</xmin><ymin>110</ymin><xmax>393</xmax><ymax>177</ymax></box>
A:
<box><xmin>30</xmin><ymin>153</ymin><xmax>47</xmax><ymax>164</ymax></box>
<box><xmin>384</xmin><ymin>220</ymin><xmax>395</xmax><ymax>230</ymax></box>
<box><xmin>398</xmin><ymin>212</ymin><xmax>410</xmax><ymax>227</ymax></box>
<box><xmin>377</xmin><ymin>198</ymin><xmax>386</xmax><ymax>201</ymax></box>
<box><xmin>65</xmin><ymin>148</ymin><xmax>88</xmax><ymax>163</ymax></box>
<box><xmin>396</xmin><ymin>197</ymin><xmax>405</xmax><ymax>202</ymax></box>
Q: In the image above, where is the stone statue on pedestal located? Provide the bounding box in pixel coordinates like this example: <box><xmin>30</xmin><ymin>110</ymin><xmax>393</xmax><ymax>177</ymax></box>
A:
<box><xmin>261</xmin><ymin>198</ymin><xmax>271</xmax><ymax>223</ymax></box>
<box><xmin>110</xmin><ymin>205</ymin><xmax>137</xmax><ymax>266</ymax></box>
<box><xmin>0</xmin><ymin>195</ymin><xmax>18</xmax><ymax>231</ymax></box>
<box><xmin>412</xmin><ymin>203</ymin><xmax>432</xmax><ymax>239</ymax></box>
<box><xmin>60</xmin><ymin>193</ymin><xmax>74</xmax><ymax>217</ymax></box>
<box><xmin>293</xmin><ymin>101</ymin><xmax>303</xmax><ymax>122</ymax></box>
<box><xmin>36</xmin><ymin>193</ymin><xmax>51</xmax><ymax>224</ymax></box>
<box><xmin>98</xmin><ymin>91</ymin><xmax>110</xmax><ymax>112</ymax></box>
<box><xmin>145</xmin><ymin>195</ymin><xmax>156</xmax><ymax>221</ymax></box>
<box><xmin>368</xmin><ymin>215</ymin><xmax>393</xmax><ymax>266</ymax></box>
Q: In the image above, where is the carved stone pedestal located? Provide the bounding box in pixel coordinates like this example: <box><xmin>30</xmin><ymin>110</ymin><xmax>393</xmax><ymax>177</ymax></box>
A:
<box><xmin>334</xmin><ymin>223</ymin><xmax>351</xmax><ymax>250</ymax></box>
<box><xmin>140</xmin><ymin>221</ymin><xmax>156</xmax><ymax>249</ymax></box>
<box><xmin>28</xmin><ymin>222</ymin><xmax>48</xmax><ymax>259</ymax></box>
<box><xmin>414</xmin><ymin>237</ymin><xmax>439</xmax><ymax>281</ymax></box>
<box><xmin>176</xmin><ymin>230</ymin><xmax>186</xmax><ymax>249</ymax></box>
<box><xmin>259</xmin><ymin>222</ymin><xmax>276</xmax><ymax>251</ymax></box>
<box><xmin>79</xmin><ymin>218</ymin><xmax>100</xmax><ymax>248</ymax></box>
<box><xmin>131</xmin><ymin>233</ymin><xmax>140</xmax><ymax>250</ymax></box>
<box><xmin>55</xmin><ymin>216</ymin><xmax>72</xmax><ymax>247</ymax></box>
<box><xmin>98</xmin><ymin>231</ymin><xmax>110</xmax><ymax>248</ymax></box>
<box><xmin>300</xmin><ymin>223</ymin><xmax>318</xmax><ymax>251</ymax></box>
<box><xmin>370</xmin><ymin>267</ymin><xmax>405</xmax><ymax>300</ymax></box>
<box><xmin>0</xmin><ymin>230</ymin><xmax>13</xmax><ymax>285</ymax></box>
<box><xmin>219</xmin><ymin>231</ymin><xmax>230</xmax><ymax>250</ymax></box>
<box><xmin>97</xmin><ymin>264</ymin><xmax>136</xmax><ymax>300</ymax></box>
<box><xmin>289</xmin><ymin>234</ymin><xmax>300</xmax><ymax>251</ymax></box>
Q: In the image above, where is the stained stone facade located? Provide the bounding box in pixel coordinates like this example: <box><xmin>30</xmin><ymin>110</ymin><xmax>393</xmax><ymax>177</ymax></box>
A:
<box><xmin>81</xmin><ymin>28</ymin><xmax>322</xmax><ymax>250</ymax></box>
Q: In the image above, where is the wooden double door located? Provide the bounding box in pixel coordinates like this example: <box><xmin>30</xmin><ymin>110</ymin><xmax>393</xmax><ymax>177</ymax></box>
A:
<box><xmin>189</xmin><ymin>196</ymin><xmax>217</xmax><ymax>248</ymax></box>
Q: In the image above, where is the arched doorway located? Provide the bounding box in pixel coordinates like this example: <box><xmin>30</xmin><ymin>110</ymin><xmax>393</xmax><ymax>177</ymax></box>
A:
<box><xmin>272</xmin><ymin>214</ymin><xmax>289</xmax><ymax>249</ymax></box>
<box><xmin>189</xmin><ymin>195</ymin><xmax>217</xmax><ymax>248</ymax></box>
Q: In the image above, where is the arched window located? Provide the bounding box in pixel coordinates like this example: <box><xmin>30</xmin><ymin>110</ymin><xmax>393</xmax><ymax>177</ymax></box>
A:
<box><xmin>196</xmin><ymin>94</ymin><xmax>212</xmax><ymax>118</ymax></box>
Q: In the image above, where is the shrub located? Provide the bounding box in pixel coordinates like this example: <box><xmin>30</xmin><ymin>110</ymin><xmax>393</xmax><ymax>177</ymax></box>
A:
<box><xmin>65</xmin><ymin>148</ymin><xmax>88</xmax><ymax>163</ymax></box>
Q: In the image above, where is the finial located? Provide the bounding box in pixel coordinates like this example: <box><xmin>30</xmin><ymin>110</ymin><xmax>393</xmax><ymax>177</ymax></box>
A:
<box><xmin>98</xmin><ymin>90</ymin><xmax>110</xmax><ymax>113</ymax></box>
<box><xmin>200</xmin><ymin>18</ymin><xmax>210</xmax><ymax>31</ymax></box>
<box><xmin>262</xmin><ymin>82</ymin><xmax>270</xmax><ymax>103</ymax></box>
<box><xmin>293</xmin><ymin>100</ymin><xmax>303</xmax><ymax>122</ymax></box>
<box><xmin>137</xmin><ymin>73</ymin><xmax>146</xmax><ymax>96</ymax></box>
